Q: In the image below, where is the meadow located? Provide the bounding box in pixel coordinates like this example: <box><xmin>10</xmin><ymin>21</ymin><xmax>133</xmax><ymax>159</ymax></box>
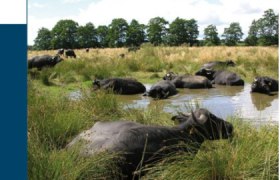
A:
<box><xmin>28</xmin><ymin>45</ymin><xmax>278</xmax><ymax>179</ymax></box>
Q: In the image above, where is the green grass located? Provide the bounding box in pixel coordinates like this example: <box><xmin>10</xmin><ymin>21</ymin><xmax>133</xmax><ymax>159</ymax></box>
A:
<box><xmin>141</xmin><ymin>118</ymin><xmax>278</xmax><ymax>179</ymax></box>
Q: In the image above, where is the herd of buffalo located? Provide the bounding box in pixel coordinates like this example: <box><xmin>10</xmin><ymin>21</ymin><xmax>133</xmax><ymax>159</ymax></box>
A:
<box><xmin>28</xmin><ymin>48</ymin><xmax>278</xmax><ymax>179</ymax></box>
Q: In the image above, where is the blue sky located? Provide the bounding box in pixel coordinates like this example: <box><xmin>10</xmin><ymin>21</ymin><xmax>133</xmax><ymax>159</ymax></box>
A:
<box><xmin>28</xmin><ymin>0</ymin><xmax>279</xmax><ymax>45</ymax></box>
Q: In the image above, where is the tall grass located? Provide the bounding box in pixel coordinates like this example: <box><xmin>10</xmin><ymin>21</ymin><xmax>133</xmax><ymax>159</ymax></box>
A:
<box><xmin>28</xmin><ymin>46</ymin><xmax>278</xmax><ymax>85</ymax></box>
<box><xmin>28</xmin><ymin>79</ymin><xmax>123</xmax><ymax>179</ymax></box>
<box><xmin>141</xmin><ymin>118</ymin><xmax>278</xmax><ymax>179</ymax></box>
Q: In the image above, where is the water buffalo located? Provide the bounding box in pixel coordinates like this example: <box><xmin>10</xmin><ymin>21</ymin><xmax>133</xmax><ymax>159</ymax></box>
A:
<box><xmin>65</xmin><ymin>49</ymin><xmax>76</xmax><ymax>58</ymax></box>
<box><xmin>86</xmin><ymin>48</ymin><xmax>89</xmax><ymax>52</ymax></box>
<box><xmin>251</xmin><ymin>76</ymin><xmax>278</xmax><ymax>95</ymax></box>
<box><xmin>67</xmin><ymin>108</ymin><xmax>233</xmax><ymax>179</ymax></box>
<box><xmin>195</xmin><ymin>69</ymin><xmax>244</xmax><ymax>86</ymax></box>
<box><xmin>163</xmin><ymin>72</ymin><xmax>212</xmax><ymax>89</ymax></box>
<box><xmin>28</xmin><ymin>55</ymin><xmax>63</xmax><ymax>70</ymax></box>
<box><xmin>202</xmin><ymin>60</ymin><xmax>235</xmax><ymax>69</ymax></box>
<box><xmin>93</xmin><ymin>78</ymin><xmax>146</xmax><ymax>95</ymax></box>
<box><xmin>57</xmin><ymin>48</ymin><xmax>64</xmax><ymax>55</ymax></box>
<box><xmin>143</xmin><ymin>80</ymin><xmax>177</xmax><ymax>99</ymax></box>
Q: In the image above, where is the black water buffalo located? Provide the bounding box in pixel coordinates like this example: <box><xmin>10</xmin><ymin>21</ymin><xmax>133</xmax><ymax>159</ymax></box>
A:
<box><xmin>143</xmin><ymin>80</ymin><xmax>177</xmax><ymax>99</ymax></box>
<box><xmin>92</xmin><ymin>78</ymin><xmax>146</xmax><ymax>95</ymax></box>
<box><xmin>65</xmin><ymin>49</ymin><xmax>76</xmax><ymax>58</ymax></box>
<box><xmin>28</xmin><ymin>55</ymin><xmax>63</xmax><ymax>70</ymax></box>
<box><xmin>195</xmin><ymin>69</ymin><xmax>244</xmax><ymax>86</ymax></box>
<box><xmin>67</xmin><ymin>108</ymin><xmax>233</xmax><ymax>179</ymax></box>
<box><xmin>202</xmin><ymin>60</ymin><xmax>235</xmax><ymax>69</ymax></box>
<box><xmin>163</xmin><ymin>72</ymin><xmax>212</xmax><ymax>89</ymax></box>
<box><xmin>85</xmin><ymin>48</ymin><xmax>89</xmax><ymax>52</ymax></box>
<box><xmin>251</xmin><ymin>76</ymin><xmax>278</xmax><ymax>95</ymax></box>
<box><xmin>57</xmin><ymin>48</ymin><xmax>64</xmax><ymax>55</ymax></box>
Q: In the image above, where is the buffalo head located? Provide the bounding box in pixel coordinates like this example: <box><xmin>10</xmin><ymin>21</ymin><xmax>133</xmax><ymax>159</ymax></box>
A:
<box><xmin>251</xmin><ymin>77</ymin><xmax>272</xmax><ymax>95</ymax></box>
<box><xmin>195</xmin><ymin>68</ymin><xmax>215</xmax><ymax>80</ymax></box>
<box><xmin>92</xmin><ymin>79</ymin><xmax>101</xmax><ymax>90</ymax></box>
<box><xmin>144</xmin><ymin>86</ymin><xmax>170</xmax><ymax>99</ymax></box>
<box><xmin>52</xmin><ymin>55</ymin><xmax>63</xmax><ymax>63</ymax></box>
<box><xmin>172</xmin><ymin>108</ymin><xmax>233</xmax><ymax>140</ymax></box>
<box><xmin>163</xmin><ymin>72</ymin><xmax>177</xmax><ymax>80</ymax></box>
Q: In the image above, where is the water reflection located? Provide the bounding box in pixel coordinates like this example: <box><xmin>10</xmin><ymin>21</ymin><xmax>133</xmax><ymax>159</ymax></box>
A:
<box><xmin>69</xmin><ymin>83</ymin><xmax>278</xmax><ymax>123</ymax></box>
<box><xmin>250</xmin><ymin>92</ymin><xmax>278</xmax><ymax>111</ymax></box>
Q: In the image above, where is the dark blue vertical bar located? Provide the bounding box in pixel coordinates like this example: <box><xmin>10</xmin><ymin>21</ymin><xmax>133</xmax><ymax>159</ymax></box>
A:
<box><xmin>0</xmin><ymin>24</ymin><xmax>27</xmax><ymax>180</ymax></box>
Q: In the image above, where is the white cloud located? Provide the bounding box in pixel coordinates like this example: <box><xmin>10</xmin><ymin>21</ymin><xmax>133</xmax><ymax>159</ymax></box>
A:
<box><xmin>62</xmin><ymin>0</ymin><xmax>83</xmax><ymax>4</ymax></box>
<box><xmin>28</xmin><ymin>2</ymin><xmax>47</xmax><ymax>9</ymax></box>
<box><xmin>28</xmin><ymin>0</ymin><xmax>279</xmax><ymax>45</ymax></box>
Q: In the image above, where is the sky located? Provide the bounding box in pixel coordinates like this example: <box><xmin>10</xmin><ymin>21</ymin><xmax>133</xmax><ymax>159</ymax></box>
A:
<box><xmin>28</xmin><ymin>0</ymin><xmax>279</xmax><ymax>45</ymax></box>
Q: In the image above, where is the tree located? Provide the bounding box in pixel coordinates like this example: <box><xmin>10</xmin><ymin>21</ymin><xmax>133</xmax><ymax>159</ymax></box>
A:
<box><xmin>33</xmin><ymin>27</ymin><xmax>52</xmax><ymax>50</ymax></box>
<box><xmin>257</xmin><ymin>9</ymin><xmax>278</xmax><ymax>46</ymax></box>
<box><xmin>108</xmin><ymin>18</ymin><xmax>128</xmax><ymax>47</ymax></box>
<box><xmin>204</xmin><ymin>24</ymin><xmax>220</xmax><ymax>46</ymax></box>
<box><xmin>222</xmin><ymin>22</ymin><xmax>243</xmax><ymax>46</ymax></box>
<box><xmin>147</xmin><ymin>17</ymin><xmax>169</xmax><ymax>46</ymax></box>
<box><xmin>186</xmin><ymin>19</ymin><xmax>199</xmax><ymax>46</ymax></box>
<box><xmin>51</xmin><ymin>19</ymin><xmax>79</xmax><ymax>49</ymax></box>
<box><xmin>96</xmin><ymin>25</ymin><xmax>109</xmax><ymax>48</ymax></box>
<box><xmin>245</xmin><ymin>20</ymin><xmax>259</xmax><ymax>46</ymax></box>
<box><xmin>168</xmin><ymin>17</ymin><xmax>189</xmax><ymax>46</ymax></box>
<box><xmin>76</xmin><ymin>23</ymin><xmax>98</xmax><ymax>48</ymax></box>
<box><xmin>126</xmin><ymin>19</ymin><xmax>146</xmax><ymax>47</ymax></box>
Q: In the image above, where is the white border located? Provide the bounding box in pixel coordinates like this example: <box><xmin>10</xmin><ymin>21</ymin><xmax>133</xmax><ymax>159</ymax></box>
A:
<box><xmin>0</xmin><ymin>0</ymin><xmax>26</xmax><ymax>24</ymax></box>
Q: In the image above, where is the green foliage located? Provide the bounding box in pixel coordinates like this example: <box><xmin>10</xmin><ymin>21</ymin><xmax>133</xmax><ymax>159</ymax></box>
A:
<box><xmin>257</xmin><ymin>9</ymin><xmax>279</xmax><ymax>46</ymax></box>
<box><xmin>167</xmin><ymin>18</ymin><xmax>199</xmax><ymax>46</ymax></box>
<box><xmin>33</xmin><ymin>28</ymin><xmax>52</xmax><ymax>50</ymax></box>
<box><xmin>126</xmin><ymin>19</ymin><xmax>146</xmax><ymax>47</ymax></box>
<box><xmin>186</xmin><ymin>19</ymin><xmax>199</xmax><ymax>46</ymax></box>
<box><xmin>76</xmin><ymin>23</ymin><xmax>98</xmax><ymax>48</ymax></box>
<box><xmin>32</xmin><ymin>9</ymin><xmax>279</xmax><ymax>49</ymax></box>
<box><xmin>108</xmin><ymin>18</ymin><xmax>129</xmax><ymax>47</ymax></box>
<box><xmin>204</xmin><ymin>24</ymin><xmax>221</xmax><ymax>46</ymax></box>
<box><xmin>245</xmin><ymin>20</ymin><xmax>259</xmax><ymax>46</ymax></box>
<box><xmin>168</xmin><ymin>17</ymin><xmax>189</xmax><ymax>46</ymax></box>
<box><xmin>246</xmin><ymin>9</ymin><xmax>279</xmax><ymax>46</ymax></box>
<box><xmin>51</xmin><ymin>19</ymin><xmax>79</xmax><ymax>49</ymax></box>
<box><xmin>222</xmin><ymin>22</ymin><xmax>244</xmax><ymax>46</ymax></box>
<box><xmin>96</xmin><ymin>25</ymin><xmax>109</xmax><ymax>48</ymax></box>
<box><xmin>147</xmin><ymin>17</ymin><xmax>169</xmax><ymax>46</ymax></box>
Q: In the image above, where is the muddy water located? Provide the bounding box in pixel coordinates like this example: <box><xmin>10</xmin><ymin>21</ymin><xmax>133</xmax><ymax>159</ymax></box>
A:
<box><xmin>117</xmin><ymin>84</ymin><xmax>278</xmax><ymax>124</ymax></box>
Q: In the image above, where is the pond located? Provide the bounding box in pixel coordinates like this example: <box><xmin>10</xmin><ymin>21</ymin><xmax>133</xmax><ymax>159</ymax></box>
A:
<box><xmin>69</xmin><ymin>83</ymin><xmax>278</xmax><ymax>125</ymax></box>
<box><xmin>117</xmin><ymin>84</ymin><xmax>278</xmax><ymax>125</ymax></box>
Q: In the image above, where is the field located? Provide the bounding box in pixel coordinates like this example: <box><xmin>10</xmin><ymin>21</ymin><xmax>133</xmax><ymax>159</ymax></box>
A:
<box><xmin>28</xmin><ymin>45</ymin><xmax>278</xmax><ymax>179</ymax></box>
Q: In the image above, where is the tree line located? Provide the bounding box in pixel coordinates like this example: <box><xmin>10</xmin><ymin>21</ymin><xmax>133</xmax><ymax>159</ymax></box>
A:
<box><xmin>32</xmin><ymin>9</ymin><xmax>278</xmax><ymax>50</ymax></box>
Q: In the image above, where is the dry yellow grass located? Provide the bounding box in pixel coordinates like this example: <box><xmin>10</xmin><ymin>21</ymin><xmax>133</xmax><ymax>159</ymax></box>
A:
<box><xmin>28</xmin><ymin>46</ymin><xmax>278</xmax><ymax>82</ymax></box>
<box><xmin>28</xmin><ymin>46</ymin><xmax>278</xmax><ymax>63</ymax></box>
